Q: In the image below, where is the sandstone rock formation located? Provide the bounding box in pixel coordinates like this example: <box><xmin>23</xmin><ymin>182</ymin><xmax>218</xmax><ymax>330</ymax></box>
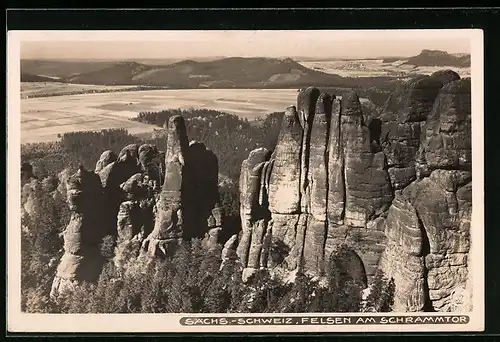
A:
<box><xmin>236</xmin><ymin>87</ymin><xmax>393</xmax><ymax>281</ymax></box>
<box><xmin>21</xmin><ymin>178</ymin><xmax>52</xmax><ymax>234</ymax></box>
<box><xmin>113</xmin><ymin>173</ymin><xmax>154</xmax><ymax>270</ymax></box>
<box><xmin>221</xmin><ymin>234</ymin><xmax>239</xmax><ymax>270</ymax></box>
<box><xmin>141</xmin><ymin>115</ymin><xmax>224</xmax><ymax>257</ymax></box>
<box><xmin>377</xmin><ymin>69</ymin><xmax>462</xmax><ymax>190</ymax></box>
<box><xmin>234</xmin><ymin>71</ymin><xmax>472</xmax><ymax>312</ymax></box>
<box><xmin>98</xmin><ymin>146</ymin><xmax>142</xmax><ymax>236</ymax></box>
<box><xmin>20</xmin><ymin>164</ymin><xmax>62</xmax><ymax>232</ymax></box>
<box><xmin>46</xmin><ymin>114</ymin><xmax>225</xmax><ymax>288</ymax></box>
<box><xmin>378</xmin><ymin>75</ymin><xmax>442</xmax><ymax>190</ymax></box>
<box><xmin>95</xmin><ymin>150</ymin><xmax>118</xmax><ymax>173</ymax></box>
<box><xmin>138</xmin><ymin>144</ymin><xmax>162</xmax><ymax>190</ymax></box>
<box><xmin>379</xmin><ymin>77</ymin><xmax>472</xmax><ymax>312</ymax></box>
<box><xmin>141</xmin><ymin>116</ymin><xmax>188</xmax><ymax>257</ymax></box>
<box><xmin>53</xmin><ymin>169</ymin><xmax>72</xmax><ymax>201</ymax></box>
<box><xmin>35</xmin><ymin>69</ymin><xmax>471</xmax><ymax>313</ymax></box>
<box><xmin>51</xmin><ymin>166</ymin><xmax>106</xmax><ymax>297</ymax></box>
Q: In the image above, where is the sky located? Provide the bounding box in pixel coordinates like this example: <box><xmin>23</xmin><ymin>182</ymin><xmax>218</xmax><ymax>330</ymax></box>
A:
<box><xmin>18</xmin><ymin>30</ymin><xmax>472</xmax><ymax>60</ymax></box>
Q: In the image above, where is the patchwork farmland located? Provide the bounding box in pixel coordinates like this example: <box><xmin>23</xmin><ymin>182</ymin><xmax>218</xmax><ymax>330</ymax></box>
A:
<box><xmin>21</xmin><ymin>88</ymin><xmax>302</xmax><ymax>144</ymax></box>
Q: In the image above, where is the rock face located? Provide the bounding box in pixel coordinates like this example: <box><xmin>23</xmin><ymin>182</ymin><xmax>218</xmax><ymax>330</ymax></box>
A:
<box><xmin>235</xmin><ymin>72</ymin><xmax>472</xmax><ymax>312</ymax></box>
<box><xmin>379</xmin><ymin>77</ymin><xmax>472</xmax><ymax>312</ymax></box>
<box><xmin>113</xmin><ymin>172</ymin><xmax>155</xmax><ymax>270</ymax></box>
<box><xmin>51</xmin><ymin>166</ymin><xmax>106</xmax><ymax>297</ymax></box>
<box><xmin>378</xmin><ymin>70</ymin><xmax>463</xmax><ymax>191</ymax></box>
<box><xmin>138</xmin><ymin>144</ymin><xmax>162</xmax><ymax>190</ymax></box>
<box><xmin>141</xmin><ymin>115</ymin><xmax>224</xmax><ymax>257</ymax></box>
<box><xmin>378</xmin><ymin>75</ymin><xmax>442</xmax><ymax>190</ymax></box>
<box><xmin>98</xmin><ymin>146</ymin><xmax>142</xmax><ymax>237</ymax></box>
<box><xmin>236</xmin><ymin>87</ymin><xmax>393</xmax><ymax>281</ymax></box>
<box><xmin>221</xmin><ymin>234</ymin><xmax>239</xmax><ymax>270</ymax></box>
<box><xmin>48</xmin><ymin>115</ymin><xmax>225</xmax><ymax>289</ymax></box>
<box><xmin>90</xmin><ymin>119</ymin><xmax>224</xmax><ymax>266</ymax></box>
<box><xmin>94</xmin><ymin>150</ymin><xmax>118</xmax><ymax>173</ymax></box>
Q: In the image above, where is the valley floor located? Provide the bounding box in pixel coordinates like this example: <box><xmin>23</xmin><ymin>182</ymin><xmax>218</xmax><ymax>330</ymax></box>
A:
<box><xmin>20</xmin><ymin>88</ymin><xmax>302</xmax><ymax>144</ymax></box>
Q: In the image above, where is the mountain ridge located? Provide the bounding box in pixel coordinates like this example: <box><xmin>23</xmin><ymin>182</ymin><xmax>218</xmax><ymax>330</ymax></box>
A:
<box><xmin>61</xmin><ymin>57</ymin><xmax>343</xmax><ymax>87</ymax></box>
<box><xmin>403</xmin><ymin>49</ymin><xmax>471</xmax><ymax>67</ymax></box>
<box><xmin>22</xmin><ymin>57</ymin><xmax>402</xmax><ymax>90</ymax></box>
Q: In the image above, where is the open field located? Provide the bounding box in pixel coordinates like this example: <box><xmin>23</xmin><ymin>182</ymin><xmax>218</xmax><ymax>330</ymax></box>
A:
<box><xmin>21</xmin><ymin>88</ymin><xmax>306</xmax><ymax>144</ymax></box>
<box><xmin>21</xmin><ymin>82</ymin><xmax>146</xmax><ymax>98</ymax></box>
<box><xmin>298</xmin><ymin>59</ymin><xmax>471</xmax><ymax>78</ymax></box>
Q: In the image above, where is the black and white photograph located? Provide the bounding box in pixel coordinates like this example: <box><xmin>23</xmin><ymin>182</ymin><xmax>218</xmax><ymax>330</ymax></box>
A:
<box><xmin>7</xmin><ymin>29</ymin><xmax>484</xmax><ymax>333</ymax></box>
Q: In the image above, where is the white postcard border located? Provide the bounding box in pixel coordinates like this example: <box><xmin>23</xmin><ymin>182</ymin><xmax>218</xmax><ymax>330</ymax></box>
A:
<box><xmin>7</xmin><ymin>29</ymin><xmax>485</xmax><ymax>333</ymax></box>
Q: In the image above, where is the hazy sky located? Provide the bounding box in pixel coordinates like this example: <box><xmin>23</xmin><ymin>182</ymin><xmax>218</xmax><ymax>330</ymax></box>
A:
<box><xmin>19</xmin><ymin>30</ymin><xmax>471</xmax><ymax>60</ymax></box>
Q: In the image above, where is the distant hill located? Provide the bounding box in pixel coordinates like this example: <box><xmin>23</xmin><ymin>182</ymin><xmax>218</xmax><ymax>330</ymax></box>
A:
<box><xmin>21</xmin><ymin>59</ymin><xmax>121</xmax><ymax>79</ymax></box>
<box><xmin>381</xmin><ymin>56</ymin><xmax>407</xmax><ymax>63</ymax></box>
<box><xmin>404</xmin><ymin>49</ymin><xmax>470</xmax><ymax>67</ymax></box>
<box><xmin>20</xmin><ymin>58</ymin><xmax>214</xmax><ymax>80</ymax></box>
<box><xmin>20</xmin><ymin>73</ymin><xmax>57</xmax><ymax>82</ymax></box>
<box><xmin>61</xmin><ymin>57</ymin><xmax>350</xmax><ymax>88</ymax></box>
<box><xmin>21</xmin><ymin>57</ymin><xmax>404</xmax><ymax>90</ymax></box>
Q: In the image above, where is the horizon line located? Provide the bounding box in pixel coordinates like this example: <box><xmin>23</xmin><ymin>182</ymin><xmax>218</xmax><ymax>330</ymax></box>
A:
<box><xmin>20</xmin><ymin>51</ymin><xmax>470</xmax><ymax>62</ymax></box>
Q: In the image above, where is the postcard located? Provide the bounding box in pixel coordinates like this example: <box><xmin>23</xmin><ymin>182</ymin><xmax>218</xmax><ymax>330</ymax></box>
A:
<box><xmin>7</xmin><ymin>29</ymin><xmax>484</xmax><ymax>333</ymax></box>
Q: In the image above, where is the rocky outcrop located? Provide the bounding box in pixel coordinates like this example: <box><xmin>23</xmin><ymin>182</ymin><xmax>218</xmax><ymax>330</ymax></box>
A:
<box><xmin>51</xmin><ymin>166</ymin><xmax>106</xmax><ymax>297</ymax></box>
<box><xmin>138</xmin><ymin>144</ymin><xmax>162</xmax><ymax>190</ymax></box>
<box><xmin>45</xmin><ymin>113</ymin><xmax>226</xmax><ymax>285</ymax></box>
<box><xmin>113</xmin><ymin>173</ymin><xmax>155</xmax><ymax>270</ymax></box>
<box><xmin>379</xmin><ymin>77</ymin><xmax>472</xmax><ymax>312</ymax></box>
<box><xmin>119</xmin><ymin>143</ymin><xmax>140</xmax><ymax>161</ymax></box>
<box><xmin>20</xmin><ymin>163</ymin><xmax>47</xmax><ymax>229</ymax></box>
<box><xmin>21</xmin><ymin>177</ymin><xmax>54</xmax><ymax>235</ymax></box>
<box><xmin>141</xmin><ymin>115</ymin><xmax>224</xmax><ymax>257</ymax></box>
<box><xmin>45</xmin><ymin>114</ymin><xmax>225</xmax><ymax>288</ymax></box>
<box><xmin>94</xmin><ymin>150</ymin><xmax>118</xmax><ymax>173</ymax></box>
<box><xmin>234</xmin><ymin>72</ymin><xmax>472</xmax><ymax>312</ymax></box>
<box><xmin>98</xmin><ymin>145</ymin><xmax>142</xmax><ymax>237</ymax></box>
<box><xmin>378</xmin><ymin>70</ymin><xmax>461</xmax><ymax>190</ymax></box>
<box><xmin>36</xmin><ymin>69</ymin><xmax>471</xmax><ymax>313</ymax></box>
<box><xmin>236</xmin><ymin>87</ymin><xmax>393</xmax><ymax>280</ymax></box>
<box><xmin>430</xmin><ymin>69</ymin><xmax>461</xmax><ymax>86</ymax></box>
<box><xmin>184</xmin><ymin>140</ymin><xmax>224</xmax><ymax>245</ymax></box>
<box><xmin>141</xmin><ymin>116</ymin><xmax>187</xmax><ymax>257</ymax></box>
<box><xmin>417</xmin><ymin>78</ymin><xmax>472</xmax><ymax>175</ymax></box>
<box><xmin>221</xmin><ymin>234</ymin><xmax>239</xmax><ymax>270</ymax></box>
